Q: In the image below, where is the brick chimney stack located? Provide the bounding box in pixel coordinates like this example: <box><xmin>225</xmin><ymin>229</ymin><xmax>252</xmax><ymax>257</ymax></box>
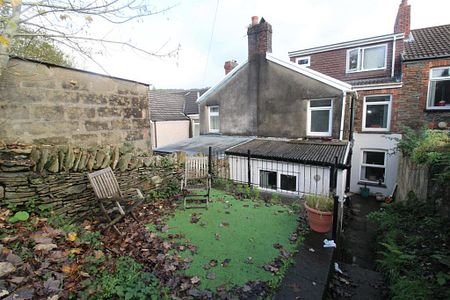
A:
<box><xmin>394</xmin><ymin>0</ymin><xmax>411</xmax><ymax>37</ymax></box>
<box><xmin>247</xmin><ymin>16</ymin><xmax>272</xmax><ymax>59</ymax></box>
<box><xmin>224</xmin><ymin>60</ymin><xmax>238</xmax><ymax>75</ymax></box>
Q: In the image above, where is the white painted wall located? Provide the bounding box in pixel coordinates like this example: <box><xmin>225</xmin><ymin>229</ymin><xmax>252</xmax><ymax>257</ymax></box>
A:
<box><xmin>350</xmin><ymin>133</ymin><xmax>401</xmax><ymax>196</ymax></box>
<box><xmin>228</xmin><ymin>155</ymin><xmax>332</xmax><ymax>196</ymax></box>
<box><xmin>152</xmin><ymin>120</ymin><xmax>190</xmax><ymax>149</ymax></box>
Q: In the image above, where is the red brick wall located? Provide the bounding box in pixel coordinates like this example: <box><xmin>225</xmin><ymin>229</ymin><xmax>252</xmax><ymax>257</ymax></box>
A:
<box><xmin>398</xmin><ymin>59</ymin><xmax>450</xmax><ymax>129</ymax></box>
<box><xmin>291</xmin><ymin>40</ymin><xmax>403</xmax><ymax>82</ymax></box>
<box><xmin>354</xmin><ymin>88</ymin><xmax>401</xmax><ymax>133</ymax></box>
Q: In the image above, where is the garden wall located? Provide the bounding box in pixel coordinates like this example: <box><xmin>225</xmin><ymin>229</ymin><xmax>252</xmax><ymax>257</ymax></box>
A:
<box><xmin>0</xmin><ymin>57</ymin><xmax>151</xmax><ymax>149</ymax></box>
<box><xmin>0</xmin><ymin>144</ymin><xmax>182</xmax><ymax>218</ymax></box>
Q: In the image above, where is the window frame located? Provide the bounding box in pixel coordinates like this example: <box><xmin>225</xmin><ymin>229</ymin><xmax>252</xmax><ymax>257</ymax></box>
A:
<box><xmin>427</xmin><ymin>66</ymin><xmax>450</xmax><ymax>110</ymax></box>
<box><xmin>362</xmin><ymin>94</ymin><xmax>392</xmax><ymax>132</ymax></box>
<box><xmin>346</xmin><ymin>44</ymin><xmax>387</xmax><ymax>73</ymax></box>
<box><xmin>258</xmin><ymin>169</ymin><xmax>299</xmax><ymax>194</ymax></box>
<box><xmin>207</xmin><ymin>106</ymin><xmax>220</xmax><ymax>133</ymax></box>
<box><xmin>295</xmin><ymin>56</ymin><xmax>310</xmax><ymax>67</ymax></box>
<box><xmin>307</xmin><ymin>99</ymin><xmax>333</xmax><ymax>137</ymax></box>
<box><xmin>259</xmin><ymin>170</ymin><xmax>278</xmax><ymax>191</ymax></box>
<box><xmin>359</xmin><ymin>149</ymin><xmax>387</xmax><ymax>184</ymax></box>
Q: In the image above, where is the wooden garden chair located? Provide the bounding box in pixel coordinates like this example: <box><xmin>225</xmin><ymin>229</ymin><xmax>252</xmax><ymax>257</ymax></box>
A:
<box><xmin>181</xmin><ymin>156</ymin><xmax>211</xmax><ymax>209</ymax></box>
<box><xmin>88</xmin><ymin>167</ymin><xmax>144</xmax><ymax>235</ymax></box>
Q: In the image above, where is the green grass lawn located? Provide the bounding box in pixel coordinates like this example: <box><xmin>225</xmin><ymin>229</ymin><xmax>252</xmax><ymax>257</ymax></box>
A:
<box><xmin>150</xmin><ymin>189</ymin><xmax>300</xmax><ymax>291</ymax></box>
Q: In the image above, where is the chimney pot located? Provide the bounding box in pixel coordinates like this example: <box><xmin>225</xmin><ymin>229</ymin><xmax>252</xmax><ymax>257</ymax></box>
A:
<box><xmin>251</xmin><ymin>16</ymin><xmax>259</xmax><ymax>26</ymax></box>
<box><xmin>224</xmin><ymin>60</ymin><xmax>238</xmax><ymax>75</ymax></box>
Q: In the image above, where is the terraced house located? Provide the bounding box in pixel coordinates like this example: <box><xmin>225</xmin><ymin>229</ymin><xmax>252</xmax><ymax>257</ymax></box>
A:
<box><xmin>289</xmin><ymin>0</ymin><xmax>450</xmax><ymax>196</ymax></box>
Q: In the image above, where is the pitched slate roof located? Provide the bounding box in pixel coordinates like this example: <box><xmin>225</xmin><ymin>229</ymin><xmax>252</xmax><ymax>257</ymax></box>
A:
<box><xmin>184</xmin><ymin>88</ymin><xmax>208</xmax><ymax>115</ymax></box>
<box><xmin>225</xmin><ymin>139</ymin><xmax>349</xmax><ymax>167</ymax></box>
<box><xmin>149</xmin><ymin>90</ymin><xmax>189</xmax><ymax>121</ymax></box>
<box><xmin>404</xmin><ymin>24</ymin><xmax>450</xmax><ymax>61</ymax></box>
<box><xmin>149</xmin><ymin>88</ymin><xmax>208</xmax><ymax>121</ymax></box>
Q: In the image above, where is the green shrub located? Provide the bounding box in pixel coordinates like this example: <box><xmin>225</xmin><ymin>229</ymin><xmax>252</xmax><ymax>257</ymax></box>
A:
<box><xmin>304</xmin><ymin>194</ymin><xmax>333</xmax><ymax>212</ymax></box>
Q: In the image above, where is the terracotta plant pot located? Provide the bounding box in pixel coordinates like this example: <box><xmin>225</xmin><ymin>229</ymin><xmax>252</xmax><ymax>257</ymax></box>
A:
<box><xmin>304</xmin><ymin>203</ymin><xmax>333</xmax><ymax>233</ymax></box>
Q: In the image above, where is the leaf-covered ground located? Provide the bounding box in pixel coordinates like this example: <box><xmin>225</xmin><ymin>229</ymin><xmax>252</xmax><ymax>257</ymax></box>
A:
<box><xmin>150</xmin><ymin>189</ymin><xmax>301</xmax><ymax>291</ymax></box>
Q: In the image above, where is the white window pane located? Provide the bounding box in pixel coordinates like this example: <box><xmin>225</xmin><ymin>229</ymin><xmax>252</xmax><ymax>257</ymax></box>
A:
<box><xmin>365</xmin><ymin>104</ymin><xmax>388</xmax><ymax>128</ymax></box>
<box><xmin>209</xmin><ymin>106</ymin><xmax>219</xmax><ymax>113</ymax></box>
<box><xmin>281</xmin><ymin>174</ymin><xmax>296</xmax><ymax>191</ymax></box>
<box><xmin>210</xmin><ymin>115</ymin><xmax>219</xmax><ymax>131</ymax></box>
<box><xmin>366</xmin><ymin>95</ymin><xmax>390</xmax><ymax>103</ymax></box>
<box><xmin>429</xmin><ymin>80</ymin><xmax>450</xmax><ymax>107</ymax></box>
<box><xmin>310</xmin><ymin>99</ymin><xmax>332</xmax><ymax>107</ymax></box>
<box><xmin>361</xmin><ymin>166</ymin><xmax>385</xmax><ymax>183</ymax></box>
<box><xmin>363</xmin><ymin>151</ymin><xmax>385</xmax><ymax>165</ymax></box>
<box><xmin>310</xmin><ymin>110</ymin><xmax>330</xmax><ymax>133</ymax></box>
<box><xmin>363</xmin><ymin>46</ymin><xmax>385</xmax><ymax>69</ymax></box>
<box><xmin>193</xmin><ymin>121</ymin><xmax>200</xmax><ymax>136</ymax></box>
<box><xmin>260</xmin><ymin>170</ymin><xmax>277</xmax><ymax>190</ymax></box>
<box><xmin>431</xmin><ymin>68</ymin><xmax>450</xmax><ymax>78</ymax></box>
<box><xmin>349</xmin><ymin>49</ymin><xmax>359</xmax><ymax>70</ymax></box>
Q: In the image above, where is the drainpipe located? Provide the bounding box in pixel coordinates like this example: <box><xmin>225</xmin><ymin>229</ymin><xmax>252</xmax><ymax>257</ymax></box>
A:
<box><xmin>153</xmin><ymin>121</ymin><xmax>158</xmax><ymax>148</ymax></box>
<box><xmin>345</xmin><ymin>93</ymin><xmax>356</xmax><ymax>192</ymax></box>
<box><xmin>391</xmin><ymin>35</ymin><xmax>397</xmax><ymax>78</ymax></box>
<box><xmin>339</xmin><ymin>92</ymin><xmax>346</xmax><ymax>140</ymax></box>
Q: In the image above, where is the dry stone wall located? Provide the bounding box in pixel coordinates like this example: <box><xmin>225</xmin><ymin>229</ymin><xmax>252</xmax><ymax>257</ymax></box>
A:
<box><xmin>0</xmin><ymin>144</ymin><xmax>182</xmax><ymax>217</ymax></box>
<box><xmin>0</xmin><ymin>58</ymin><xmax>151</xmax><ymax>149</ymax></box>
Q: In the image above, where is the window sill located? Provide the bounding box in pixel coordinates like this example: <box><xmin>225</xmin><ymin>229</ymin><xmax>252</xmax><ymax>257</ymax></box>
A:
<box><xmin>361</xmin><ymin>129</ymin><xmax>390</xmax><ymax>133</ymax></box>
<box><xmin>357</xmin><ymin>181</ymin><xmax>387</xmax><ymax>188</ymax></box>
<box><xmin>424</xmin><ymin>108</ymin><xmax>450</xmax><ymax>112</ymax></box>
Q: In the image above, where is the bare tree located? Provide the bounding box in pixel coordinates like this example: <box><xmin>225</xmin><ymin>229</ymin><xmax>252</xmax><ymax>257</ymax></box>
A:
<box><xmin>0</xmin><ymin>0</ymin><xmax>179</xmax><ymax>75</ymax></box>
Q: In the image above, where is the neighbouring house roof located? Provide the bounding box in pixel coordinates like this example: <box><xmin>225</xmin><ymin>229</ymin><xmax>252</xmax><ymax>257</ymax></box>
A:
<box><xmin>404</xmin><ymin>24</ymin><xmax>450</xmax><ymax>61</ymax></box>
<box><xmin>184</xmin><ymin>88</ymin><xmax>208</xmax><ymax>115</ymax></box>
<box><xmin>197</xmin><ymin>53</ymin><xmax>352</xmax><ymax>104</ymax></box>
<box><xmin>150</xmin><ymin>88</ymin><xmax>208</xmax><ymax>121</ymax></box>
<box><xmin>154</xmin><ymin>135</ymin><xmax>254</xmax><ymax>155</ymax></box>
<box><xmin>150</xmin><ymin>90</ymin><xmax>189</xmax><ymax>121</ymax></box>
<box><xmin>288</xmin><ymin>33</ymin><xmax>404</xmax><ymax>58</ymax></box>
<box><xmin>225</xmin><ymin>138</ymin><xmax>349</xmax><ymax>167</ymax></box>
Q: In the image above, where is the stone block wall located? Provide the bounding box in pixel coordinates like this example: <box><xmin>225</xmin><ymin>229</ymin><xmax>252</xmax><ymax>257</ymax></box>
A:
<box><xmin>0</xmin><ymin>58</ymin><xmax>151</xmax><ymax>149</ymax></box>
<box><xmin>0</xmin><ymin>144</ymin><xmax>182</xmax><ymax>217</ymax></box>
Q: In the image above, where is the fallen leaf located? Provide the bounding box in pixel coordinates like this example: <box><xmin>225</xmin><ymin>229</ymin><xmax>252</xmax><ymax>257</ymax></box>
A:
<box><xmin>34</xmin><ymin>243</ymin><xmax>57</xmax><ymax>252</ymax></box>
<box><xmin>0</xmin><ymin>262</ymin><xmax>16</xmax><ymax>277</ymax></box>
<box><xmin>191</xmin><ymin>276</ymin><xmax>200</xmax><ymax>284</ymax></box>
<box><xmin>206</xmin><ymin>272</ymin><xmax>216</xmax><ymax>280</ymax></box>
<box><xmin>190</xmin><ymin>214</ymin><xmax>200</xmax><ymax>224</ymax></box>
<box><xmin>245</xmin><ymin>256</ymin><xmax>253</xmax><ymax>264</ymax></box>
<box><xmin>70</xmin><ymin>248</ymin><xmax>82</xmax><ymax>254</ymax></box>
<box><xmin>80</xmin><ymin>271</ymin><xmax>90</xmax><ymax>277</ymax></box>
<box><xmin>221</xmin><ymin>258</ymin><xmax>231</xmax><ymax>267</ymax></box>
<box><xmin>209</xmin><ymin>259</ymin><xmax>218</xmax><ymax>267</ymax></box>
<box><xmin>61</xmin><ymin>263</ymin><xmax>79</xmax><ymax>274</ymax></box>
<box><xmin>215</xmin><ymin>233</ymin><xmax>221</xmax><ymax>240</ymax></box>
<box><xmin>289</xmin><ymin>233</ymin><xmax>298</xmax><ymax>242</ymax></box>
<box><xmin>67</xmin><ymin>232</ymin><xmax>77</xmax><ymax>242</ymax></box>
<box><xmin>161</xmin><ymin>225</ymin><xmax>169</xmax><ymax>232</ymax></box>
<box><xmin>1</xmin><ymin>235</ymin><xmax>18</xmax><ymax>243</ymax></box>
<box><xmin>94</xmin><ymin>250</ymin><xmax>104</xmax><ymax>259</ymax></box>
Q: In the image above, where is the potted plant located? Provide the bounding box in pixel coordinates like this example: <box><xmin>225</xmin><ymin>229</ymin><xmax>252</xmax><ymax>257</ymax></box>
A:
<box><xmin>360</xmin><ymin>183</ymin><xmax>370</xmax><ymax>198</ymax></box>
<box><xmin>304</xmin><ymin>194</ymin><xmax>334</xmax><ymax>233</ymax></box>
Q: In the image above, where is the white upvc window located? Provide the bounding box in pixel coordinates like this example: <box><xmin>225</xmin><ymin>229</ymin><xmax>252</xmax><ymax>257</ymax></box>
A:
<box><xmin>360</xmin><ymin>150</ymin><xmax>387</xmax><ymax>184</ymax></box>
<box><xmin>427</xmin><ymin>66</ymin><xmax>450</xmax><ymax>109</ymax></box>
<box><xmin>307</xmin><ymin>99</ymin><xmax>332</xmax><ymax>137</ymax></box>
<box><xmin>208</xmin><ymin>106</ymin><xmax>219</xmax><ymax>133</ymax></box>
<box><xmin>346</xmin><ymin>44</ymin><xmax>387</xmax><ymax>73</ymax></box>
<box><xmin>362</xmin><ymin>95</ymin><xmax>391</xmax><ymax>131</ymax></box>
<box><xmin>295</xmin><ymin>56</ymin><xmax>310</xmax><ymax>67</ymax></box>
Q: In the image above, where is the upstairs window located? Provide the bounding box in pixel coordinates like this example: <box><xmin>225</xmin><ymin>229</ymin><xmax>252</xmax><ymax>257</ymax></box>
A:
<box><xmin>362</xmin><ymin>95</ymin><xmax>391</xmax><ymax>131</ymax></box>
<box><xmin>295</xmin><ymin>56</ymin><xmax>310</xmax><ymax>67</ymax></box>
<box><xmin>307</xmin><ymin>99</ymin><xmax>332</xmax><ymax>136</ymax></box>
<box><xmin>208</xmin><ymin>106</ymin><xmax>219</xmax><ymax>133</ymax></box>
<box><xmin>347</xmin><ymin>44</ymin><xmax>387</xmax><ymax>73</ymax></box>
<box><xmin>428</xmin><ymin>67</ymin><xmax>450</xmax><ymax>109</ymax></box>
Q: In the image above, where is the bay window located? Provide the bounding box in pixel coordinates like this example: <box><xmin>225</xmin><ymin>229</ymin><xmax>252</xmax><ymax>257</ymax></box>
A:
<box><xmin>427</xmin><ymin>67</ymin><xmax>450</xmax><ymax>109</ymax></box>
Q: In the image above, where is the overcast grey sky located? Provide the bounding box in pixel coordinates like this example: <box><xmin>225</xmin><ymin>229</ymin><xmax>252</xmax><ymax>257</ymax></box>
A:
<box><xmin>78</xmin><ymin>0</ymin><xmax>450</xmax><ymax>89</ymax></box>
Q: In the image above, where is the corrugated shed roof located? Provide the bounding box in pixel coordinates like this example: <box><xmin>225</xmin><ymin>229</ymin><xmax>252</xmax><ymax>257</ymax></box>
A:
<box><xmin>149</xmin><ymin>90</ymin><xmax>189</xmax><ymax>121</ymax></box>
<box><xmin>155</xmin><ymin>135</ymin><xmax>254</xmax><ymax>155</ymax></box>
<box><xmin>404</xmin><ymin>24</ymin><xmax>450</xmax><ymax>61</ymax></box>
<box><xmin>226</xmin><ymin>139</ymin><xmax>349</xmax><ymax>167</ymax></box>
